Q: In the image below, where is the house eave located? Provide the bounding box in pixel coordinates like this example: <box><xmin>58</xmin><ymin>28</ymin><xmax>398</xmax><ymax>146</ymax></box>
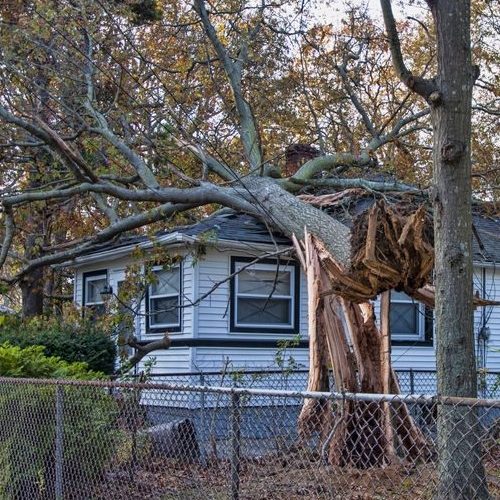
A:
<box><xmin>56</xmin><ymin>233</ymin><xmax>192</xmax><ymax>268</ymax></box>
<box><xmin>58</xmin><ymin>234</ymin><xmax>291</xmax><ymax>269</ymax></box>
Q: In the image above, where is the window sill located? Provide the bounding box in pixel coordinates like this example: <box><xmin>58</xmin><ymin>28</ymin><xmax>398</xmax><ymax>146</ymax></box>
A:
<box><xmin>391</xmin><ymin>339</ymin><xmax>433</xmax><ymax>347</ymax></box>
<box><xmin>145</xmin><ymin>328</ymin><xmax>182</xmax><ymax>335</ymax></box>
<box><xmin>229</xmin><ymin>326</ymin><xmax>299</xmax><ymax>335</ymax></box>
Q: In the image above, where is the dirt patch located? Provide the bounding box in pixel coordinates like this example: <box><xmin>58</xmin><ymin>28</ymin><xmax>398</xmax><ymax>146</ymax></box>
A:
<box><xmin>89</xmin><ymin>450</ymin><xmax>500</xmax><ymax>499</ymax></box>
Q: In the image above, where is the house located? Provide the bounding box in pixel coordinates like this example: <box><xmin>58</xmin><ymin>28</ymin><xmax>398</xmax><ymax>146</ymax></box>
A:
<box><xmin>69</xmin><ymin>209</ymin><xmax>500</xmax><ymax>389</ymax></box>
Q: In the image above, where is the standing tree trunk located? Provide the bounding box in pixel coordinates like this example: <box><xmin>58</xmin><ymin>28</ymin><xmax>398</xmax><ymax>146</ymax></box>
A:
<box><xmin>429</xmin><ymin>2</ymin><xmax>488</xmax><ymax>498</ymax></box>
<box><xmin>20</xmin><ymin>267</ymin><xmax>44</xmax><ymax>317</ymax></box>
<box><xmin>19</xmin><ymin>69</ymin><xmax>52</xmax><ymax>319</ymax></box>
<box><xmin>20</xmin><ymin>204</ymin><xmax>46</xmax><ymax>318</ymax></box>
<box><xmin>381</xmin><ymin>0</ymin><xmax>489</xmax><ymax>497</ymax></box>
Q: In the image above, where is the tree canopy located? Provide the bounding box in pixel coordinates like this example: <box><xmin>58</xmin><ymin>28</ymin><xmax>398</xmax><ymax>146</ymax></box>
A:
<box><xmin>0</xmin><ymin>0</ymin><xmax>498</xmax><ymax>310</ymax></box>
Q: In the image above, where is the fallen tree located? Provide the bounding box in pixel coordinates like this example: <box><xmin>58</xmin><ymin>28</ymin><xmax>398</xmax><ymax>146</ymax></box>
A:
<box><xmin>292</xmin><ymin>192</ymin><xmax>498</xmax><ymax>468</ymax></box>
<box><xmin>294</xmin><ymin>229</ymin><xmax>432</xmax><ymax>468</ymax></box>
<box><xmin>0</xmin><ymin>2</ymin><xmax>497</xmax><ymax>490</ymax></box>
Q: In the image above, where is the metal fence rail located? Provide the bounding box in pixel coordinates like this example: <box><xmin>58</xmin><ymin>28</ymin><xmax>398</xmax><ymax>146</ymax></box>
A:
<box><xmin>0</xmin><ymin>377</ymin><xmax>498</xmax><ymax>499</ymax></box>
<box><xmin>129</xmin><ymin>368</ymin><xmax>500</xmax><ymax>398</ymax></box>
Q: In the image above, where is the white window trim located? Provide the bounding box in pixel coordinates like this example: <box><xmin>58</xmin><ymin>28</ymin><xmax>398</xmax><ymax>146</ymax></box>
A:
<box><xmin>84</xmin><ymin>274</ymin><xmax>107</xmax><ymax>306</ymax></box>
<box><xmin>148</xmin><ymin>265</ymin><xmax>181</xmax><ymax>330</ymax></box>
<box><xmin>390</xmin><ymin>293</ymin><xmax>426</xmax><ymax>341</ymax></box>
<box><xmin>234</xmin><ymin>262</ymin><xmax>296</xmax><ymax>330</ymax></box>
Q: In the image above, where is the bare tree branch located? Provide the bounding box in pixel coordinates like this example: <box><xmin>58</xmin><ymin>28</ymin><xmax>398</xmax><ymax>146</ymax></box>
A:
<box><xmin>289</xmin><ymin>177</ymin><xmax>422</xmax><ymax>192</ymax></box>
<box><xmin>336</xmin><ymin>62</ymin><xmax>378</xmax><ymax>138</ymax></box>
<box><xmin>379</xmin><ymin>0</ymin><xmax>440</xmax><ymax>104</ymax></box>
<box><xmin>194</xmin><ymin>0</ymin><xmax>263</xmax><ymax>170</ymax></box>
<box><xmin>126</xmin><ymin>335</ymin><xmax>171</xmax><ymax>369</ymax></box>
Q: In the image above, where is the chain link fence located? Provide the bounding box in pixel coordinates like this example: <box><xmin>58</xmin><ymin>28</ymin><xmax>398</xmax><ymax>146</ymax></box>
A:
<box><xmin>132</xmin><ymin>368</ymin><xmax>500</xmax><ymax>398</ymax></box>
<box><xmin>0</xmin><ymin>377</ymin><xmax>498</xmax><ymax>499</ymax></box>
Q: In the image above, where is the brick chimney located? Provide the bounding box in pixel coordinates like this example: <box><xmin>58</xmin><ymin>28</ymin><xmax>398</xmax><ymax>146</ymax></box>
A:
<box><xmin>284</xmin><ymin>144</ymin><xmax>320</xmax><ymax>177</ymax></box>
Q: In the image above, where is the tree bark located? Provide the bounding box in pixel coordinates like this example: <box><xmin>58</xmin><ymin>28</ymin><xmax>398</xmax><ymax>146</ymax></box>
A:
<box><xmin>297</xmin><ymin>234</ymin><xmax>331</xmax><ymax>438</ymax></box>
<box><xmin>381</xmin><ymin>0</ymin><xmax>489</xmax><ymax>494</ymax></box>
<box><xmin>428</xmin><ymin>1</ymin><xmax>489</xmax><ymax>498</ymax></box>
<box><xmin>20</xmin><ymin>230</ymin><xmax>45</xmax><ymax>318</ymax></box>
<box><xmin>235</xmin><ymin>177</ymin><xmax>352</xmax><ymax>270</ymax></box>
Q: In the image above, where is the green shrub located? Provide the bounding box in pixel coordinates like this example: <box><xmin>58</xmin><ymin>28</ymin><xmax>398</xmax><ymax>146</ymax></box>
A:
<box><xmin>0</xmin><ymin>315</ymin><xmax>116</xmax><ymax>374</ymax></box>
<box><xmin>0</xmin><ymin>342</ymin><xmax>104</xmax><ymax>379</ymax></box>
<box><xmin>0</xmin><ymin>343</ymin><xmax>120</xmax><ymax>498</ymax></box>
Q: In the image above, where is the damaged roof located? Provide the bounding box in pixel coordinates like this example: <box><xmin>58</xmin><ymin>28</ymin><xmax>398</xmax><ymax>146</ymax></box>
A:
<box><xmin>71</xmin><ymin>203</ymin><xmax>500</xmax><ymax>265</ymax></box>
<box><xmin>180</xmin><ymin>212</ymin><xmax>290</xmax><ymax>244</ymax></box>
<box><xmin>71</xmin><ymin>211</ymin><xmax>290</xmax><ymax>262</ymax></box>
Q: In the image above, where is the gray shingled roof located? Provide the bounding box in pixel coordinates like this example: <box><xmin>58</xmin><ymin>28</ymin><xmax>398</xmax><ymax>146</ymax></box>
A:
<box><xmin>76</xmin><ymin>207</ymin><xmax>500</xmax><ymax>264</ymax></box>
<box><xmin>181</xmin><ymin>212</ymin><xmax>290</xmax><ymax>244</ymax></box>
<box><xmin>182</xmin><ymin>211</ymin><xmax>500</xmax><ymax>264</ymax></box>
<box><xmin>83</xmin><ymin>212</ymin><xmax>290</xmax><ymax>255</ymax></box>
<box><xmin>473</xmin><ymin>215</ymin><xmax>500</xmax><ymax>263</ymax></box>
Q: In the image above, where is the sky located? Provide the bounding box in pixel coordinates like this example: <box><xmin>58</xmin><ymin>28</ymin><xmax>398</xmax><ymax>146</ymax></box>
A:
<box><xmin>314</xmin><ymin>0</ymin><xmax>428</xmax><ymax>26</ymax></box>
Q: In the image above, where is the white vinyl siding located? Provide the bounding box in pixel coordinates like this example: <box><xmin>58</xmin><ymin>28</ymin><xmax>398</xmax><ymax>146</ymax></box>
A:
<box><xmin>196</xmin><ymin>251</ymin><xmax>308</xmax><ymax>340</ymax></box>
<box><xmin>72</xmin><ymin>248</ymin><xmax>500</xmax><ymax>377</ymax></box>
<box><xmin>194</xmin><ymin>346</ymin><xmax>309</xmax><ymax>371</ymax></box>
<box><xmin>476</xmin><ymin>267</ymin><xmax>500</xmax><ymax>371</ymax></box>
<box><xmin>74</xmin><ymin>252</ymin><xmax>194</xmax><ymax>340</ymax></box>
<box><xmin>138</xmin><ymin>347</ymin><xmax>192</xmax><ymax>373</ymax></box>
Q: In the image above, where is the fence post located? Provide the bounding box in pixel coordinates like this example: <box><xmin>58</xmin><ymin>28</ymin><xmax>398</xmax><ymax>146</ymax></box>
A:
<box><xmin>409</xmin><ymin>368</ymin><xmax>415</xmax><ymax>394</ymax></box>
<box><xmin>230</xmin><ymin>391</ymin><xmax>241</xmax><ymax>500</ymax></box>
<box><xmin>55</xmin><ymin>385</ymin><xmax>64</xmax><ymax>500</ymax></box>
<box><xmin>199</xmin><ymin>373</ymin><xmax>206</xmax><ymax>465</ymax></box>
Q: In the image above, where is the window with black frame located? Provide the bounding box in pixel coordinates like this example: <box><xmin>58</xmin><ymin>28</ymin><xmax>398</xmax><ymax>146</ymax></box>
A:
<box><xmin>230</xmin><ymin>258</ymin><xmax>299</xmax><ymax>333</ymax></box>
<box><xmin>390</xmin><ymin>291</ymin><xmax>433</xmax><ymax>345</ymax></box>
<box><xmin>82</xmin><ymin>270</ymin><xmax>108</xmax><ymax>317</ymax></box>
<box><xmin>146</xmin><ymin>265</ymin><xmax>181</xmax><ymax>332</ymax></box>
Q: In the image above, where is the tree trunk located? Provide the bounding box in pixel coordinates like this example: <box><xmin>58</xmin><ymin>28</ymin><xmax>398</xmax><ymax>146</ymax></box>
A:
<box><xmin>294</xmin><ymin>233</ymin><xmax>431</xmax><ymax>469</ymax></box>
<box><xmin>19</xmin><ymin>71</ymin><xmax>51</xmax><ymax>319</ymax></box>
<box><xmin>429</xmin><ymin>1</ymin><xmax>489</xmax><ymax>497</ymax></box>
<box><xmin>20</xmin><ymin>234</ymin><xmax>45</xmax><ymax>318</ymax></box>
<box><xmin>297</xmin><ymin>235</ymin><xmax>332</xmax><ymax>438</ymax></box>
<box><xmin>235</xmin><ymin>177</ymin><xmax>352</xmax><ymax>270</ymax></box>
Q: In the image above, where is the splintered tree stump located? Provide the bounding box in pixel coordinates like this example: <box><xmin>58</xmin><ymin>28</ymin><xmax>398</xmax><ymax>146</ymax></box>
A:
<box><xmin>329</xmin><ymin>401</ymin><xmax>388</xmax><ymax>469</ymax></box>
<box><xmin>294</xmin><ymin>230</ymin><xmax>433</xmax><ymax>469</ymax></box>
<box><xmin>294</xmin><ymin>196</ymin><xmax>497</xmax><ymax>469</ymax></box>
<box><xmin>296</xmin><ymin>234</ymin><xmax>357</xmax><ymax>441</ymax></box>
<box><xmin>297</xmin><ymin>233</ymin><xmax>332</xmax><ymax>439</ymax></box>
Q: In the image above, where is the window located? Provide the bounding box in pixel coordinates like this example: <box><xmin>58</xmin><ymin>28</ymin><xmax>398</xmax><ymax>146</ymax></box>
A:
<box><xmin>390</xmin><ymin>291</ymin><xmax>432</xmax><ymax>344</ymax></box>
<box><xmin>146</xmin><ymin>265</ymin><xmax>181</xmax><ymax>332</ymax></box>
<box><xmin>230</xmin><ymin>258</ymin><xmax>299</xmax><ymax>333</ymax></box>
<box><xmin>83</xmin><ymin>270</ymin><xmax>108</xmax><ymax>317</ymax></box>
